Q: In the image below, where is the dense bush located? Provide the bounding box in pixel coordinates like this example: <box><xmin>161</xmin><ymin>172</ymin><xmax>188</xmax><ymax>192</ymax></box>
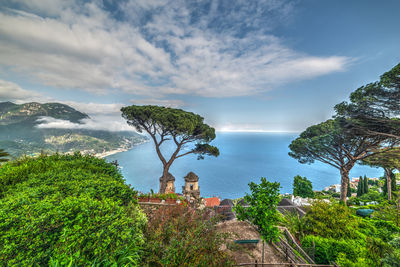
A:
<box><xmin>0</xmin><ymin>153</ymin><xmax>146</xmax><ymax>266</ymax></box>
<box><xmin>140</xmin><ymin>205</ymin><xmax>233</xmax><ymax>266</ymax></box>
<box><xmin>284</xmin><ymin>192</ymin><xmax>400</xmax><ymax>265</ymax></box>
<box><xmin>302</xmin><ymin>201</ymin><xmax>360</xmax><ymax>239</ymax></box>
<box><xmin>285</xmin><ymin>200</ymin><xmax>400</xmax><ymax>266</ymax></box>
<box><xmin>234</xmin><ymin>177</ymin><xmax>281</xmax><ymax>242</ymax></box>
<box><xmin>302</xmin><ymin>235</ymin><xmax>363</xmax><ymax>264</ymax></box>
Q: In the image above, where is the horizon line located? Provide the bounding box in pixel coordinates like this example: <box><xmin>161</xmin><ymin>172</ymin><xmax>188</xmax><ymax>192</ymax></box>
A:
<box><xmin>216</xmin><ymin>130</ymin><xmax>300</xmax><ymax>133</ymax></box>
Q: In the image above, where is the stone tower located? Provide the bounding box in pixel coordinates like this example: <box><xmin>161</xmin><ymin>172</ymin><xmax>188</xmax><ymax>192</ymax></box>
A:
<box><xmin>182</xmin><ymin>172</ymin><xmax>200</xmax><ymax>199</ymax></box>
<box><xmin>161</xmin><ymin>172</ymin><xmax>175</xmax><ymax>194</ymax></box>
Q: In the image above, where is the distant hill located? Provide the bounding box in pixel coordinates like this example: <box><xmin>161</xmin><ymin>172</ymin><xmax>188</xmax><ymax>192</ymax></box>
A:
<box><xmin>0</xmin><ymin>101</ymin><xmax>88</xmax><ymax>125</ymax></box>
<box><xmin>0</xmin><ymin>102</ymin><xmax>146</xmax><ymax>158</ymax></box>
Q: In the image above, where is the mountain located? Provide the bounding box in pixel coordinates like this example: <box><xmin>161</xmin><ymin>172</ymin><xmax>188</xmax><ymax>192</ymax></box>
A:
<box><xmin>0</xmin><ymin>102</ymin><xmax>146</xmax><ymax>158</ymax></box>
<box><xmin>0</xmin><ymin>102</ymin><xmax>88</xmax><ymax>125</ymax></box>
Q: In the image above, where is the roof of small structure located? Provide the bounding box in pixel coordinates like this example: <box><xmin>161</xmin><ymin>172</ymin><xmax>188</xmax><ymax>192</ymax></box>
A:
<box><xmin>184</xmin><ymin>171</ymin><xmax>199</xmax><ymax>182</ymax></box>
<box><xmin>160</xmin><ymin>172</ymin><xmax>175</xmax><ymax>182</ymax></box>
<box><xmin>205</xmin><ymin>197</ymin><xmax>220</xmax><ymax>207</ymax></box>
<box><xmin>278</xmin><ymin>198</ymin><xmax>293</xmax><ymax>206</ymax></box>
<box><xmin>220</xmin><ymin>199</ymin><xmax>234</xmax><ymax>206</ymax></box>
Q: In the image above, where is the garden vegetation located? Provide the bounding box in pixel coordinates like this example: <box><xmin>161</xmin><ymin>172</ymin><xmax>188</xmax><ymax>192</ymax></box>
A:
<box><xmin>0</xmin><ymin>153</ymin><xmax>147</xmax><ymax>265</ymax></box>
<box><xmin>0</xmin><ymin>153</ymin><xmax>234</xmax><ymax>266</ymax></box>
<box><xmin>283</xmin><ymin>201</ymin><xmax>400</xmax><ymax>266</ymax></box>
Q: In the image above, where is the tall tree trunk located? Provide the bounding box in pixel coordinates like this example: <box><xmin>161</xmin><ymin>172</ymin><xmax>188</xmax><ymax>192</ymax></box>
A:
<box><xmin>159</xmin><ymin>163</ymin><xmax>172</xmax><ymax>194</ymax></box>
<box><xmin>385</xmin><ymin>167</ymin><xmax>392</xmax><ymax>201</ymax></box>
<box><xmin>340</xmin><ymin>168</ymin><xmax>350</xmax><ymax>204</ymax></box>
<box><xmin>159</xmin><ymin>142</ymin><xmax>182</xmax><ymax>193</ymax></box>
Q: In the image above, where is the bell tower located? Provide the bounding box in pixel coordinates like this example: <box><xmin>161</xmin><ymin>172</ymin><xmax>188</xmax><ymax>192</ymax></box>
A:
<box><xmin>182</xmin><ymin>172</ymin><xmax>200</xmax><ymax>199</ymax></box>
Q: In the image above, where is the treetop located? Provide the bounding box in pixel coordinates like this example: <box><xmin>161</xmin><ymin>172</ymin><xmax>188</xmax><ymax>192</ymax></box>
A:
<box><xmin>121</xmin><ymin>105</ymin><xmax>216</xmax><ymax>142</ymax></box>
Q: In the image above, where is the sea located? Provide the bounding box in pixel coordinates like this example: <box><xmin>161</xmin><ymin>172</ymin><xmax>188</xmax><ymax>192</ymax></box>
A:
<box><xmin>105</xmin><ymin>132</ymin><xmax>383</xmax><ymax>199</ymax></box>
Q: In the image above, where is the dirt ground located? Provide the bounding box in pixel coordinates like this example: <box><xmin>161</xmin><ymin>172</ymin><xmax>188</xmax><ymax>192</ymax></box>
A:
<box><xmin>217</xmin><ymin>219</ymin><xmax>285</xmax><ymax>264</ymax></box>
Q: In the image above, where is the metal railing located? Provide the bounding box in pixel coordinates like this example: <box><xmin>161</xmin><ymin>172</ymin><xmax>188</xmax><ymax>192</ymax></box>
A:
<box><xmin>277</xmin><ymin>227</ymin><xmax>315</xmax><ymax>264</ymax></box>
<box><xmin>235</xmin><ymin>263</ymin><xmax>336</xmax><ymax>267</ymax></box>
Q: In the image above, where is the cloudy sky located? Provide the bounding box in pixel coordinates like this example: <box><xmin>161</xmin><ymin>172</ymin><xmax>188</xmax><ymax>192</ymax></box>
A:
<box><xmin>0</xmin><ymin>0</ymin><xmax>399</xmax><ymax>132</ymax></box>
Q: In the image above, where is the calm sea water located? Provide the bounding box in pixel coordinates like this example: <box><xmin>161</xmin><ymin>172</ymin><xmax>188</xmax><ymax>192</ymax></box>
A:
<box><xmin>106</xmin><ymin>132</ymin><xmax>383</xmax><ymax>199</ymax></box>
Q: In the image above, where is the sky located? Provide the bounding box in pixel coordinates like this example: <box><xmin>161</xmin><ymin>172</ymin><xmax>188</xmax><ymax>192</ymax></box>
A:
<box><xmin>0</xmin><ymin>0</ymin><xmax>399</xmax><ymax>132</ymax></box>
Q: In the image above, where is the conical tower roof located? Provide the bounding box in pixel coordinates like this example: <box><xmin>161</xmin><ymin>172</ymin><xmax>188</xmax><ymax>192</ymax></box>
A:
<box><xmin>184</xmin><ymin>171</ymin><xmax>199</xmax><ymax>182</ymax></box>
<box><xmin>160</xmin><ymin>172</ymin><xmax>175</xmax><ymax>182</ymax></box>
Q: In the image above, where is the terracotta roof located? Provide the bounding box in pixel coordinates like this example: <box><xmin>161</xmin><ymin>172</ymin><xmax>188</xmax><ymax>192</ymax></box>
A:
<box><xmin>205</xmin><ymin>197</ymin><xmax>220</xmax><ymax>207</ymax></box>
<box><xmin>184</xmin><ymin>171</ymin><xmax>199</xmax><ymax>182</ymax></box>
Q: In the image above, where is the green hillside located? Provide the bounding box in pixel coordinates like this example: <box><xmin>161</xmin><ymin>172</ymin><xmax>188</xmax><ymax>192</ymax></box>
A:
<box><xmin>0</xmin><ymin>102</ymin><xmax>146</xmax><ymax>157</ymax></box>
<box><xmin>0</xmin><ymin>102</ymin><xmax>88</xmax><ymax>125</ymax></box>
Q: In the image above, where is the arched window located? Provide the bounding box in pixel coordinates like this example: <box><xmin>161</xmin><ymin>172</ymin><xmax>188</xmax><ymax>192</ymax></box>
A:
<box><xmin>190</xmin><ymin>184</ymin><xmax>193</xmax><ymax>190</ymax></box>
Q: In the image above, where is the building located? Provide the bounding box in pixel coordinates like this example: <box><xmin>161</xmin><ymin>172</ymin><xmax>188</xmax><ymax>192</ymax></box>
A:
<box><xmin>182</xmin><ymin>172</ymin><xmax>200</xmax><ymax>200</ymax></box>
<box><xmin>161</xmin><ymin>172</ymin><xmax>175</xmax><ymax>193</ymax></box>
<box><xmin>204</xmin><ymin>197</ymin><xmax>220</xmax><ymax>207</ymax></box>
<box><xmin>323</xmin><ymin>184</ymin><xmax>341</xmax><ymax>193</ymax></box>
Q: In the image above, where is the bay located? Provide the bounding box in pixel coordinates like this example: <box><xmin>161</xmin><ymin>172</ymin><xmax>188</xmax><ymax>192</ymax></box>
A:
<box><xmin>106</xmin><ymin>132</ymin><xmax>383</xmax><ymax>199</ymax></box>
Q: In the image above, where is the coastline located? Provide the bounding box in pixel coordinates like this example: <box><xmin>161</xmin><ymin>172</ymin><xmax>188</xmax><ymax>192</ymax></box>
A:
<box><xmin>95</xmin><ymin>139</ymin><xmax>149</xmax><ymax>158</ymax></box>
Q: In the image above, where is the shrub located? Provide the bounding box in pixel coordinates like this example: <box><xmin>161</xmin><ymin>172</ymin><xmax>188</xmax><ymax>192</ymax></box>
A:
<box><xmin>234</xmin><ymin>177</ymin><xmax>281</xmax><ymax>242</ymax></box>
<box><xmin>141</xmin><ymin>206</ymin><xmax>233</xmax><ymax>266</ymax></box>
<box><xmin>301</xmin><ymin>235</ymin><xmax>363</xmax><ymax>264</ymax></box>
<box><xmin>302</xmin><ymin>201</ymin><xmax>360</xmax><ymax>239</ymax></box>
<box><xmin>0</xmin><ymin>153</ymin><xmax>146</xmax><ymax>265</ymax></box>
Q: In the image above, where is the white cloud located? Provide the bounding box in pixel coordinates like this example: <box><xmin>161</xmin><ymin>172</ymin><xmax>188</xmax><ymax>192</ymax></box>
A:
<box><xmin>36</xmin><ymin>116</ymin><xmax>135</xmax><ymax>132</ymax></box>
<box><xmin>129</xmin><ymin>98</ymin><xmax>186</xmax><ymax>108</ymax></box>
<box><xmin>0</xmin><ymin>79</ymin><xmax>44</xmax><ymax>101</ymax></box>
<box><xmin>62</xmin><ymin>101</ymin><xmax>125</xmax><ymax>115</ymax></box>
<box><xmin>0</xmin><ymin>1</ymin><xmax>352</xmax><ymax>98</ymax></box>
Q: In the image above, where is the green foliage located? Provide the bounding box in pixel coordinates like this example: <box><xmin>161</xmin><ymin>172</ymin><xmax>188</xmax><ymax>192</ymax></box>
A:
<box><xmin>283</xmin><ymin>200</ymin><xmax>400</xmax><ymax>266</ymax></box>
<box><xmin>293</xmin><ymin>175</ymin><xmax>314</xmax><ymax>198</ymax></box>
<box><xmin>302</xmin><ymin>235</ymin><xmax>363</xmax><ymax>264</ymax></box>
<box><xmin>383</xmin><ymin>171</ymin><xmax>397</xmax><ymax>199</ymax></box>
<box><xmin>302</xmin><ymin>201</ymin><xmax>360</xmax><ymax>239</ymax></box>
<box><xmin>234</xmin><ymin>177</ymin><xmax>281</xmax><ymax>242</ymax></box>
<box><xmin>364</xmin><ymin>176</ymin><xmax>369</xmax><ymax>194</ymax></box>
<box><xmin>0</xmin><ymin>102</ymin><xmax>146</xmax><ymax>158</ymax></box>
<box><xmin>121</xmin><ymin>105</ymin><xmax>219</xmax><ymax>193</ymax></box>
<box><xmin>336</xmin><ymin>252</ymin><xmax>374</xmax><ymax>267</ymax></box>
<box><xmin>382</xmin><ymin>236</ymin><xmax>400</xmax><ymax>267</ymax></box>
<box><xmin>282</xmin><ymin>211</ymin><xmax>306</xmax><ymax>240</ymax></box>
<box><xmin>288</xmin><ymin>118</ymin><xmax>389</xmax><ymax>203</ymax></box>
<box><xmin>0</xmin><ymin>153</ymin><xmax>146</xmax><ymax>265</ymax></box>
<box><xmin>335</xmin><ymin>62</ymin><xmax>400</xmax><ymax>139</ymax></box>
<box><xmin>0</xmin><ymin>148</ymin><xmax>10</xmax><ymax>162</ymax></box>
<box><xmin>357</xmin><ymin>176</ymin><xmax>364</xmax><ymax>197</ymax></box>
<box><xmin>289</xmin><ymin>119</ymin><xmax>343</xmax><ymax>166</ymax></box>
<box><xmin>358</xmin><ymin>190</ymin><xmax>383</xmax><ymax>203</ymax></box>
<box><xmin>121</xmin><ymin>105</ymin><xmax>218</xmax><ymax>153</ymax></box>
<box><xmin>347</xmin><ymin>182</ymin><xmax>352</xmax><ymax>197</ymax></box>
<box><xmin>141</xmin><ymin>206</ymin><xmax>233</xmax><ymax>266</ymax></box>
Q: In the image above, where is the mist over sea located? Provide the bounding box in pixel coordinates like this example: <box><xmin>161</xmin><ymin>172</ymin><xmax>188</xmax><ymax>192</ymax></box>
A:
<box><xmin>106</xmin><ymin>132</ymin><xmax>383</xmax><ymax>199</ymax></box>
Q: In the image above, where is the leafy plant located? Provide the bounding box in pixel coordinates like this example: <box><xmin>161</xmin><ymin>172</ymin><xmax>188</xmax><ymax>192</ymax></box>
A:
<box><xmin>141</xmin><ymin>206</ymin><xmax>233</xmax><ymax>266</ymax></box>
<box><xmin>0</xmin><ymin>153</ymin><xmax>146</xmax><ymax>265</ymax></box>
<box><xmin>234</xmin><ymin>177</ymin><xmax>281</xmax><ymax>242</ymax></box>
<box><xmin>0</xmin><ymin>148</ymin><xmax>10</xmax><ymax>162</ymax></box>
<box><xmin>292</xmin><ymin>175</ymin><xmax>314</xmax><ymax>198</ymax></box>
<box><xmin>302</xmin><ymin>200</ymin><xmax>360</xmax><ymax>239</ymax></box>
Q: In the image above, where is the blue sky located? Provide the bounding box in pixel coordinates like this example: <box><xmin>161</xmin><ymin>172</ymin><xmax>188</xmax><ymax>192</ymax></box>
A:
<box><xmin>0</xmin><ymin>0</ymin><xmax>399</xmax><ymax>132</ymax></box>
